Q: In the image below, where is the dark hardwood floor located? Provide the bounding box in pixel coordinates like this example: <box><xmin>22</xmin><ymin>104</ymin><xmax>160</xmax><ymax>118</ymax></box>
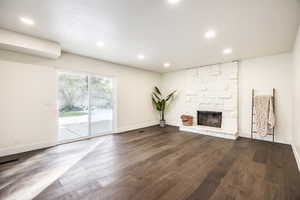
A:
<box><xmin>1</xmin><ymin>126</ymin><xmax>300</xmax><ymax>200</ymax></box>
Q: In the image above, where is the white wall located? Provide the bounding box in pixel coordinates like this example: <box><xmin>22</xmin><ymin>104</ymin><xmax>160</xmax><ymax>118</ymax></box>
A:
<box><xmin>0</xmin><ymin>50</ymin><xmax>161</xmax><ymax>156</ymax></box>
<box><xmin>239</xmin><ymin>53</ymin><xmax>293</xmax><ymax>144</ymax></box>
<box><xmin>292</xmin><ymin>26</ymin><xmax>300</xmax><ymax>168</ymax></box>
<box><xmin>0</xmin><ymin>61</ymin><xmax>58</xmax><ymax>156</ymax></box>
<box><xmin>0</xmin><ymin>48</ymin><xmax>295</xmax><ymax>156</ymax></box>
<box><xmin>162</xmin><ymin>53</ymin><xmax>293</xmax><ymax>144</ymax></box>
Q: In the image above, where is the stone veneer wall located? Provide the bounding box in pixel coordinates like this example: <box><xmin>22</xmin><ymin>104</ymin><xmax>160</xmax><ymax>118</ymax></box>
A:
<box><xmin>182</xmin><ymin>62</ymin><xmax>238</xmax><ymax>134</ymax></box>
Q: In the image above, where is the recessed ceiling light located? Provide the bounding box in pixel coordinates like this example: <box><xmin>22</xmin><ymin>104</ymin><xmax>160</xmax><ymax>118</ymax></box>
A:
<box><xmin>20</xmin><ymin>17</ymin><xmax>34</xmax><ymax>25</ymax></box>
<box><xmin>204</xmin><ymin>30</ymin><xmax>216</xmax><ymax>39</ymax></box>
<box><xmin>168</xmin><ymin>0</ymin><xmax>181</xmax><ymax>4</ymax></box>
<box><xmin>223</xmin><ymin>48</ymin><xmax>233</xmax><ymax>55</ymax></box>
<box><xmin>96</xmin><ymin>41</ymin><xmax>104</xmax><ymax>47</ymax></box>
<box><xmin>164</xmin><ymin>63</ymin><xmax>171</xmax><ymax>68</ymax></box>
<box><xmin>138</xmin><ymin>54</ymin><xmax>145</xmax><ymax>60</ymax></box>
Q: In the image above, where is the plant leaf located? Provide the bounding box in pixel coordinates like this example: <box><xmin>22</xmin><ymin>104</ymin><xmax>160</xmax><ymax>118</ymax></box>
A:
<box><xmin>156</xmin><ymin>101</ymin><xmax>162</xmax><ymax>111</ymax></box>
<box><xmin>152</xmin><ymin>92</ymin><xmax>161</xmax><ymax>100</ymax></box>
<box><xmin>152</xmin><ymin>96</ymin><xmax>162</xmax><ymax>111</ymax></box>
<box><xmin>154</xmin><ymin>86</ymin><xmax>161</xmax><ymax>96</ymax></box>
<box><xmin>166</xmin><ymin>90</ymin><xmax>176</xmax><ymax>102</ymax></box>
<box><xmin>152</xmin><ymin>96</ymin><xmax>157</xmax><ymax>105</ymax></box>
<box><xmin>161</xmin><ymin>99</ymin><xmax>166</xmax><ymax>111</ymax></box>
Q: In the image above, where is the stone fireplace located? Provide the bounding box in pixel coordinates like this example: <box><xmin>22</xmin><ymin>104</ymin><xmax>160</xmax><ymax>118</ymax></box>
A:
<box><xmin>197</xmin><ymin>111</ymin><xmax>222</xmax><ymax>128</ymax></box>
<box><xmin>179</xmin><ymin>62</ymin><xmax>238</xmax><ymax>140</ymax></box>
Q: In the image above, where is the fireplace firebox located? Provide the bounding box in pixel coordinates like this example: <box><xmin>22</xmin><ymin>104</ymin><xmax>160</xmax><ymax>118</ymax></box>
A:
<box><xmin>197</xmin><ymin>111</ymin><xmax>222</xmax><ymax>128</ymax></box>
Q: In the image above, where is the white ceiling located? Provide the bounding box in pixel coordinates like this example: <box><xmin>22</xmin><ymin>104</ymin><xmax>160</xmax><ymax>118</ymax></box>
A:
<box><xmin>0</xmin><ymin>0</ymin><xmax>299</xmax><ymax>72</ymax></box>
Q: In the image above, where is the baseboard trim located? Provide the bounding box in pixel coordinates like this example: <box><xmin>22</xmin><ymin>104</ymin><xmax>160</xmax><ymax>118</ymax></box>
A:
<box><xmin>292</xmin><ymin>143</ymin><xmax>300</xmax><ymax>172</ymax></box>
<box><xmin>0</xmin><ymin>141</ymin><xmax>57</xmax><ymax>157</ymax></box>
<box><xmin>238</xmin><ymin>132</ymin><xmax>291</xmax><ymax>145</ymax></box>
<box><xmin>116</xmin><ymin>121</ymin><xmax>159</xmax><ymax>134</ymax></box>
<box><xmin>165</xmin><ymin>121</ymin><xmax>179</xmax><ymax>127</ymax></box>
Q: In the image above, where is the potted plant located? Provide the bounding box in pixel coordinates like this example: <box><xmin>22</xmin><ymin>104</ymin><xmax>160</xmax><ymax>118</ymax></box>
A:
<box><xmin>152</xmin><ymin>87</ymin><xmax>176</xmax><ymax>127</ymax></box>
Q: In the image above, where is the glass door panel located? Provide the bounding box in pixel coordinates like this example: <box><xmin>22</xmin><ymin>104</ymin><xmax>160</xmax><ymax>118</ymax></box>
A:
<box><xmin>58</xmin><ymin>72</ymin><xmax>89</xmax><ymax>141</ymax></box>
<box><xmin>90</xmin><ymin>76</ymin><xmax>114</xmax><ymax>135</ymax></box>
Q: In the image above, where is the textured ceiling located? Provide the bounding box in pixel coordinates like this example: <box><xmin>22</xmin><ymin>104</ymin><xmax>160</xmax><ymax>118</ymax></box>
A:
<box><xmin>0</xmin><ymin>0</ymin><xmax>299</xmax><ymax>72</ymax></box>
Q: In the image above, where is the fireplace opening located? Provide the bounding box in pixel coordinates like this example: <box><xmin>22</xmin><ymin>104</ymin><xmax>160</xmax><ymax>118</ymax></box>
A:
<box><xmin>197</xmin><ymin>111</ymin><xmax>222</xmax><ymax>128</ymax></box>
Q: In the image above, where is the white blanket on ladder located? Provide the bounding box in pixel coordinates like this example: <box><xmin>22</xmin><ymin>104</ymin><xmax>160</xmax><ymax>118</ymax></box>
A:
<box><xmin>254</xmin><ymin>95</ymin><xmax>276</xmax><ymax>137</ymax></box>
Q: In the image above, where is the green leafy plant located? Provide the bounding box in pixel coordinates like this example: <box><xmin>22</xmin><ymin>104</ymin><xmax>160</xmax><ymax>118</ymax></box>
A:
<box><xmin>152</xmin><ymin>87</ymin><xmax>176</xmax><ymax>121</ymax></box>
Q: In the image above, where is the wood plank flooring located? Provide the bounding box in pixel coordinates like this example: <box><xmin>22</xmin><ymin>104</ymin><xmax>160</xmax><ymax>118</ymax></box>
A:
<box><xmin>1</xmin><ymin>126</ymin><xmax>300</xmax><ymax>200</ymax></box>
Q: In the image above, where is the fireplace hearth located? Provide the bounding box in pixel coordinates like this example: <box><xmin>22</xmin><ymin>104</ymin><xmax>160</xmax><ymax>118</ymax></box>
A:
<box><xmin>197</xmin><ymin>111</ymin><xmax>222</xmax><ymax>128</ymax></box>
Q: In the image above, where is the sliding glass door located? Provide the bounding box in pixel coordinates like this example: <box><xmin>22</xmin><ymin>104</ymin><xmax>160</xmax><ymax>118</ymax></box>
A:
<box><xmin>58</xmin><ymin>73</ymin><xmax>89</xmax><ymax>141</ymax></box>
<box><xmin>90</xmin><ymin>76</ymin><xmax>114</xmax><ymax>135</ymax></box>
<box><xmin>58</xmin><ymin>72</ymin><xmax>115</xmax><ymax>142</ymax></box>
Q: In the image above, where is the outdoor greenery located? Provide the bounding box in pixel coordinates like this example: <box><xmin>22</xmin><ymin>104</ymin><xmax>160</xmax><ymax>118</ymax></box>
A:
<box><xmin>59</xmin><ymin>73</ymin><xmax>88</xmax><ymax>113</ymax></box>
<box><xmin>90</xmin><ymin>76</ymin><xmax>113</xmax><ymax>109</ymax></box>
<box><xmin>152</xmin><ymin>87</ymin><xmax>176</xmax><ymax>121</ymax></box>
<box><xmin>59</xmin><ymin>111</ymin><xmax>88</xmax><ymax>118</ymax></box>
<box><xmin>58</xmin><ymin>73</ymin><xmax>113</xmax><ymax>115</ymax></box>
